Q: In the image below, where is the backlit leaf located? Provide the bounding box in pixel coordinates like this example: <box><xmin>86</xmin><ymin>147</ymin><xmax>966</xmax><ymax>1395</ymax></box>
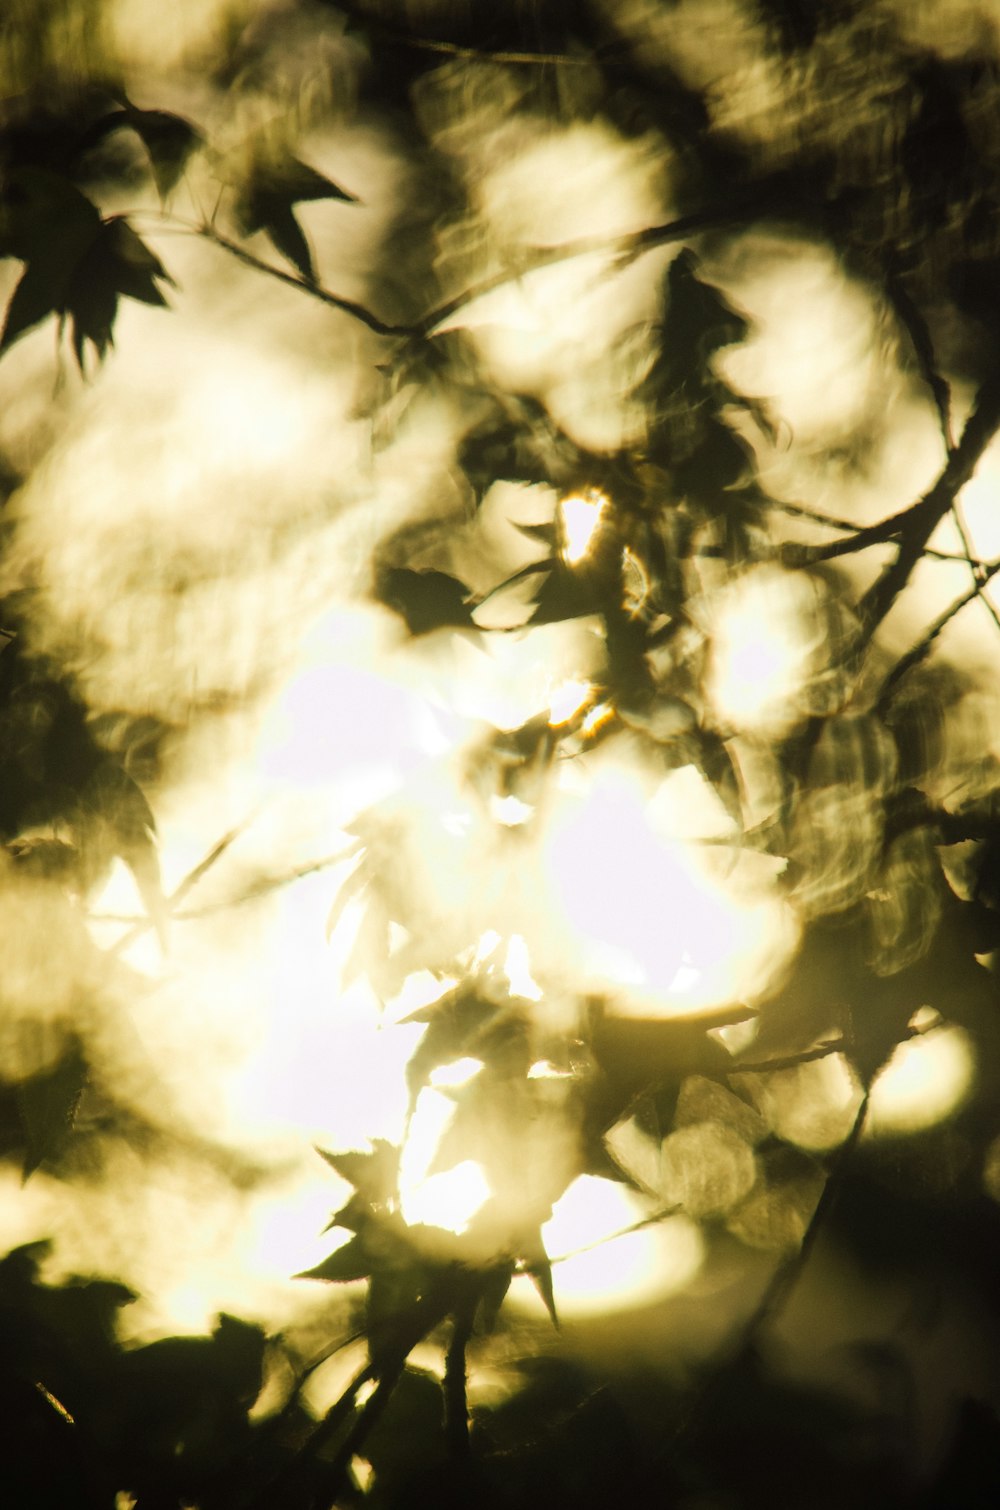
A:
<box><xmin>296</xmin><ymin>1235</ymin><xmax>373</xmax><ymax>1283</ymax></box>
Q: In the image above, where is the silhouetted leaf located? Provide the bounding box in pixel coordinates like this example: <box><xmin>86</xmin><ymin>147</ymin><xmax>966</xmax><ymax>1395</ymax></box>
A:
<box><xmin>232</xmin><ymin>138</ymin><xmax>358</xmax><ymax>280</ymax></box>
<box><xmin>17</xmin><ymin>1042</ymin><xmax>88</xmax><ymax>1178</ymax></box>
<box><xmin>297</xmin><ymin>1235</ymin><xmax>373</xmax><ymax>1283</ymax></box>
<box><xmin>64</xmin><ymin>217</ymin><xmax>173</xmax><ymax>368</ymax></box>
<box><xmin>472</xmin><ymin>562</ymin><xmax>553</xmax><ymax>630</ymax></box>
<box><xmin>521</xmin><ymin>1231</ymin><xmax>558</xmax><ymax>1329</ymax></box>
<box><xmin>89</xmin><ymin>104</ymin><xmax>203</xmax><ymax>199</ymax></box>
<box><xmin>476</xmin><ymin>1261</ymin><xmax>515</xmax><ymax>1334</ymax></box>
<box><xmin>0</xmin><ymin>170</ymin><xmax>101</xmax><ymax>355</ymax></box>
<box><xmin>513</xmin><ymin>519</ymin><xmax>559</xmax><ymax>547</ymax></box>
<box><xmin>377</xmin><ymin>566</ymin><xmax>474</xmax><ymax>635</ymax></box>
<box><xmin>316</xmin><ymin>1139</ymin><xmax>400</xmax><ymax>1206</ymax></box>
<box><xmin>402</xmin><ymin>985</ymin><xmax>496</xmax><ymax>1105</ymax></box>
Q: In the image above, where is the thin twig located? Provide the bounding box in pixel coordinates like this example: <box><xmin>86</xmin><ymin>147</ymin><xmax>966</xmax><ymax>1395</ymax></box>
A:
<box><xmin>883</xmin><ymin>261</ymin><xmax>953</xmax><ymax>452</ymax></box>
<box><xmin>538</xmin><ymin>1205</ymin><xmax>681</xmax><ymax>1266</ymax></box>
<box><xmin>671</xmin><ymin>1091</ymin><xmax>869</xmax><ymax>1455</ymax></box>
<box><xmin>876</xmin><ymin>557</ymin><xmax>1000</xmax><ymax>713</ymax></box>
<box><xmin>415</xmin><ymin>199</ymin><xmax>769</xmax><ymax>337</ymax></box>
<box><xmin>309</xmin><ymin>1358</ymin><xmax>407</xmax><ymax>1508</ymax></box>
<box><xmin>197</xmin><ymin>223</ymin><xmax>411</xmax><ymax>338</ymax></box>
<box><xmin>952</xmin><ymin>496</ymin><xmax>1000</xmax><ymax>634</ymax></box>
<box><xmin>368</xmin><ymin>32</ymin><xmax>606</xmax><ymax>67</ymax></box>
<box><xmin>769</xmin><ymin>498</ymin><xmax>986</xmax><ymax>565</ymax></box>
<box><xmin>729</xmin><ymin>1040</ymin><xmax>847</xmax><ymax>1075</ymax></box>
<box><xmin>748</xmin><ymin>1092</ymin><xmax>869</xmax><ymax>1335</ymax></box>
<box><xmin>106</xmin><ymin>816</ymin><xmax>254</xmax><ymax>958</ymax></box>
<box><xmin>729</xmin><ymin>1016</ymin><xmax>941</xmax><ymax>1077</ymax></box>
<box><xmin>769</xmin><ymin>500</ymin><xmax>867</xmax><ymax>533</ymax></box>
<box><xmin>860</xmin><ymin>372</ymin><xmax>1000</xmax><ymax>631</ymax></box>
<box><xmin>789</xmin><ymin>373</ymin><xmax>1000</xmax><ymax>599</ymax></box>
<box><xmin>93</xmin><ymin>845</ymin><xmax>359</xmax><ymax>931</ymax></box>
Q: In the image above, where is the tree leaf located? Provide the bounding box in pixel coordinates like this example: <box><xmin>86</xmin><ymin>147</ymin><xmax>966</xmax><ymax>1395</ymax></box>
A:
<box><xmin>232</xmin><ymin>138</ymin><xmax>358</xmax><ymax>280</ymax></box>
<box><xmin>403</xmin><ymin>986</ymin><xmax>510</xmax><ymax>1108</ymax></box>
<box><xmin>472</xmin><ymin>561</ymin><xmax>554</xmax><ymax>631</ymax></box>
<box><xmin>526</xmin><ymin>1253</ymin><xmax>558</xmax><ymax>1330</ymax></box>
<box><xmin>315</xmin><ymin>1139</ymin><xmax>400</xmax><ymax>1204</ymax></box>
<box><xmin>0</xmin><ymin>261</ymin><xmax>67</xmax><ymax>354</ymax></box>
<box><xmin>17</xmin><ymin>1041</ymin><xmax>88</xmax><ymax>1179</ymax></box>
<box><xmin>513</xmin><ymin>519</ymin><xmax>559</xmax><ymax>547</ymax></box>
<box><xmin>0</xmin><ymin>171</ymin><xmax>102</xmax><ymax>356</ymax></box>
<box><xmin>0</xmin><ymin>167</ymin><xmax>101</xmax><ymax>265</ymax></box>
<box><xmin>122</xmin><ymin>106</ymin><xmax>202</xmax><ymax>200</ymax></box>
<box><xmin>257</xmin><ymin>201</ymin><xmax>316</xmax><ymax>280</ymax></box>
<box><xmin>377</xmin><ymin>566</ymin><xmax>475</xmax><ymax>635</ymax></box>
<box><xmin>296</xmin><ymin>1235</ymin><xmax>373</xmax><ymax>1283</ymax></box>
<box><xmin>85</xmin><ymin>105</ymin><xmax>203</xmax><ymax>200</ymax></box>
<box><xmin>62</xmin><ymin>217</ymin><xmax>173</xmax><ymax>369</ymax></box>
<box><xmin>476</xmin><ymin>1260</ymin><xmax>515</xmax><ymax>1334</ymax></box>
<box><xmin>102</xmin><ymin>218</ymin><xmax>174</xmax><ymax>305</ymax></box>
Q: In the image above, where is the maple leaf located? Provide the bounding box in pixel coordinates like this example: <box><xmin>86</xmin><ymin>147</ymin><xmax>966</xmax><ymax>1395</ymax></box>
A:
<box><xmin>230</xmin><ymin>136</ymin><xmax>358</xmax><ymax>281</ymax></box>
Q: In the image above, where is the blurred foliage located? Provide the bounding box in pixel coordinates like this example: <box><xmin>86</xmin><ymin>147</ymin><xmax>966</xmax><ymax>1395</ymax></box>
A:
<box><xmin>5</xmin><ymin>1</ymin><xmax>1000</xmax><ymax>1507</ymax></box>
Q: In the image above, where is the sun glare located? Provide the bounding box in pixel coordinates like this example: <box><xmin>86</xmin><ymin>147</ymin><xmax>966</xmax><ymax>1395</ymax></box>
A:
<box><xmin>543</xmin><ymin>762</ymin><xmax>794</xmax><ymax>1010</ymax></box>
<box><xmin>399</xmin><ymin>1161</ymin><xmax>491</xmax><ymax>1236</ymax></box>
<box><xmin>510</xmin><ymin>1175</ymin><xmax>703</xmax><ymax>1317</ymax></box>
<box><xmin>866</xmin><ymin>1024</ymin><xmax>974</xmax><ymax>1137</ymax></box>
<box><xmin>708</xmin><ymin>566</ymin><xmax>836</xmax><ymax>734</ymax></box>
<box><xmin>398</xmin><ymin>1088</ymin><xmax>491</xmax><ymax>1234</ymax></box>
<box><xmin>548</xmin><ymin>678</ymin><xmax>594</xmax><ymax>725</ymax></box>
<box><xmin>560</xmin><ymin>491</ymin><xmax>607</xmax><ymax>564</ymax></box>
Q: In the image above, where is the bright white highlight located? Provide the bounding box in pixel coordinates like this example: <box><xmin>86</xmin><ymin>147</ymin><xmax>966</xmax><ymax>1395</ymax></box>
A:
<box><xmin>503</xmin><ymin>934</ymin><xmax>543</xmax><ymax>1002</ymax></box>
<box><xmin>399</xmin><ymin>1161</ymin><xmax>491</xmax><ymax>1235</ymax></box>
<box><xmin>398</xmin><ymin>1088</ymin><xmax>490</xmax><ymax>1234</ymax></box>
<box><xmin>428</xmin><ymin>1057</ymin><xmax>484</xmax><ymax>1089</ymax></box>
<box><xmin>544</xmin><ymin>763</ymin><xmax>794</xmax><ymax>1011</ymax></box>
<box><xmin>710</xmin><ymin>569</ymin><xmax>807</xmax><ymax>731</ymax></box>
<box><xmin>548</xmin><ymin>679</ymin><xmax>594</xmax><ymax>725</ymax></box>
<box><xmin>867</xmin><ymin>1024</ymin><xmax>974</xmax><ymax>1137</ymax></box>
<box><xmin>511</xmin><ymin>1175</ymin><xmax>703</xmax><ymax>1317</ymax></box>
<box><xmin>489</xmin><ymin>794</ymin><xmax>535</xmax><ymax>827</ymax></box>
<box><xmin>560</xmin><ymin>492</ymin><xmax>606</xmax><ymax>564</ymax></box>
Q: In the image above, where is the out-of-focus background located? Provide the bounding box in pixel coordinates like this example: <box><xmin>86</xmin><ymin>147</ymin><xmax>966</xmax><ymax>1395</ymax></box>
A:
<box><xmin>5</xmin><ymin>3</ymin><xmax>1000</xmax><ymax>1507</ymax></box>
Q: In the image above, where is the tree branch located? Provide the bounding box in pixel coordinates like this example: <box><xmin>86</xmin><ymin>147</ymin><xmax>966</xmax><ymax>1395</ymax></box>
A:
<box><xmin>106</xmin><ymin>816</ymin><xmax>253</xmax><ymax>958</ymax></box>
<box><xmin>860</xmin><ymin>373</ymin><xmax>1000</xmax><ymax>631</ymax></box>
<box><xmin>197</xmin><ymin>224</ymin><xmax>412</xmax><ymax>338</ymax></box>
<box><xmin>883</xmin><ymin>261</ymin><xmax>953</xmax><ymax>452</ymax></box>
<box><xmin>876</xmin><ymin>556</ymin><xmax>1000</xmax><ymax>713</ymax></box>
<box><xmin>94</xmin><ymin>845</ymin><xmax>359</xmax><ymax>932</ymax></box>
<box><xmin>748</xmin><ymin>1091</ymin><xmax>870</xmax><ymax>1335</ymax></box>
<box><xmin>444</xmin><ymin>1302</ymin><xmax>475</xmax><ymax>1461</ymax></box>
<box><xmin>952</xmin><ymin>494</ymin><xmax>1000</xmax><ymax>635</ymax></box>
<box><xmin>414</xmin><ymin>197</ymin><xmax>778</xmax><ymax>337</ymax></box>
